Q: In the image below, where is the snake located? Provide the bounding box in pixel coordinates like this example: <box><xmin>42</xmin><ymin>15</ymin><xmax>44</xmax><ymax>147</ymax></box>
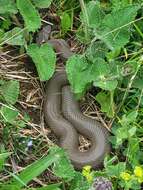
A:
<box><xmin>37</xmin><ymin>26</ymin><xmax>110</xmax><ymax>169</ymax></box>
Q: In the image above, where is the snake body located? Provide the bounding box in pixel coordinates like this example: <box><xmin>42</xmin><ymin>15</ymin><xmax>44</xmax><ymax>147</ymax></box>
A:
<box><xmin>44</xmin><ymin>72</ymin><xmax>110</xmax><ymax>169</ymax></box>
<box><xmin>38</xmin><ymin>26</ymin><xmax>110</xmax><ymax>169</ymax></box>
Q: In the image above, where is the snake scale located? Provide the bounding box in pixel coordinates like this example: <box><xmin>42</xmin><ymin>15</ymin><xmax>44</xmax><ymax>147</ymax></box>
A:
<box><xmin>37</xmin><ymin>26</ymin><xmax>110</xmax><ymax>169</ymax></box>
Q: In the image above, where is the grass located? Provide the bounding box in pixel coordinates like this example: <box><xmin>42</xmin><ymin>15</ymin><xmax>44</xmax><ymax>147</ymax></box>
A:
<box><xmin>0</xmin><ymin>0</ymin><xmax>143</xmax><ymax>190</ymax></box>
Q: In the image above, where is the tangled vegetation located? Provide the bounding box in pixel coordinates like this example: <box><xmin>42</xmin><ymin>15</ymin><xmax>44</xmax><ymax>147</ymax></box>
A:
<box><xmin>0</xmin><ymin>0</ymin><xmax>143</xmax><ymax>189</ymax></box>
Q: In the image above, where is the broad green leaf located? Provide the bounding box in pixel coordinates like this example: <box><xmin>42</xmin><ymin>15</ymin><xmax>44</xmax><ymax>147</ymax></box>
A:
<box><xmin>66</xmin><ymin>55</ymin><xmax>93</xmax><ymax>95</ymax></box>
<box><xmin>66</xmin><ymin>56</ymin><xmax>113</xmax><ymax>95</ymax></box>
<box><xmin>50</xmin><ymin>147</ymin><xmax>75</xmax><ymax>181</ymax></box>
<box><xmin>0</xmin><ymin>106</ymin><xmax>19</xmax><ymax>123</ymax></box>
<box><xmin>97</xmin><ymin>5</ymin><xmax>139</xmax><ymax>50</ymax></box>
<box><xmin>111</xmin><ymin>0</ymin><xmax>132</xmax><ymax>11</ymax></box>
<box><xmin>1</xmin><ymin>27</ymin><xmax>25</xmax><ymax>46</ymax></box>
<box><xmin>115</xmin><ymin>126</ymin><xmax>129</xmax><ymax>146</ymax></box>
<box><xmin>85</xmin><ymin>41</ymin><xmax>108</xmax><ymax>61</ymax></box>
<box><xmin>16</xmin><ymin>0</ymin><xmax>41</xmax><ymax>32</ymax></box>
<box><xmin>92</xmin><ymin>58</ymin><xmax>118</xmax><ymax>91</ymax></box>
<box><xmin>32</xmin><ymin>0</ymin><xmax>52</xmax><ymax>8</ymax></box>
<box><xmin>120</xmin><ymin>111</ymin><xmax>138</xmax><ymax>127</ymax></box>
<box><xmin>96</xmin><ymin>91</ymin><xmax>115</xmax><ymax>118</ymax></box>
<box><xmin>133</xmin><ymin>77</ymin><xmax>143</xmax><ymax>89</ymax></box>
<box><xmin>60</xmin><ymin>12</ymin><xmax>71</xmax><ymax>34</ymax></box>
<box><xmin>53</xmin><ymin>152</ymin><xmax>75</xmax><ymax>181</ymax></box>
<box><xmin>80</xmin><ymin>1</ymin><xmax>104</xmax><ymax>28</ymax></box>
<box><xmin>0</xmin><ymin>152</ymin><xmax>11</xmax><ymax>171</ymax></box>
<box><xmin>94</xmin><ymin>80</ymin><xmax>118</xmax><ymax>91</ymax></box>
<box><xmin>0</xmin><ymin>80</ymin><xmax>19</xmax><ymax>104</ymax></box>
<box><xmin>0</xmin><ymin>0</ymin><xmax>17</xmax><ymax>14</ymax></box>
<box><xmin>105</xmin><ymin>162</ymin><xmax>126</xmax><ymax>177</ymax></box>
<box><xmin>27</xmin><ymin>43</ymin><xmax>56</xmax><ymax>81</ymax></box>
<box><xmin>126</xmin><ymin>138</ymin><xmax>140</xmax><ymax>166</ymax></box>
<box><xmin>90</xmin><ymin>58</ymin><xmax>110</xmax><ymax>82</ymax></box>
<box><xmin>10</xmin><ymin>147</ymin><xmax>65</xmax><ymax>187</ymax></box>
<box><xmin>69</xmin><ymin>172</ymin><xmax>89</xmax><ymax>190</ymax></box>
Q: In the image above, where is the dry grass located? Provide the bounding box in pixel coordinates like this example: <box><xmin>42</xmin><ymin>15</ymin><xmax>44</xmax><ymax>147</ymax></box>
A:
<box><xmin>0</xmin><ymin>28</ymin><xmax>110</xmax><ymax>186</ymax></box>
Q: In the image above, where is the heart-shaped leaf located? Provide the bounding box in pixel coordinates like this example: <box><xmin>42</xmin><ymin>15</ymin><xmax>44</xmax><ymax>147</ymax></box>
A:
<box><xmin>27</xmin><ymin>43</ymin><xmax>56</xmax><ymax>81</ymax></box>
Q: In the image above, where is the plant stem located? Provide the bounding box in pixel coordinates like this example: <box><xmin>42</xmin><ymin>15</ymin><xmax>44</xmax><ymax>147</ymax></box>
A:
<box><xmin>79</xmin><ymin>0</ymin><xmax>89</xmax><ymax>41</ymax></box>
<box><xmin>136</xmin><ymin>89</ymin><xmax>143</xmax><ymax>111</ymax></box>
<box><xmin>117</xmin><ymin>61</ymin><xmax>141</xmax><ymax>112</ymax></box>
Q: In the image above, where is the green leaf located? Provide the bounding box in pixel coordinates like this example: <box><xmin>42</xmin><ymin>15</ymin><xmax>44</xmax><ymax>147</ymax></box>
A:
<box><xmin>0</xmin><ymin>152</ymin><xmax>11</xmax><ymax>171</ymax></box>
<box><xmin>16</xmin><ymin>0</ymin><xmax>41</xmax><ymax>32</ymax></box>
<box><xmin>126</xmin><ymin>138</ymin><xmax>140</xmax><ymax>166</ymax></box>
<box><xmin>0</xmin><ymin>0</ymin><xmax>18</xmax><ymax>14</ymax></box>
<box><xmin>97</xmin><ymin>5</ymin><xmax>139</xmax><ymax>50</ymax></box>
<box><xmin>0</xmin><ymin>185</ymin><xmax>20</xmax><ymax>190</ymax></box>
<box><xmin>94</xmin><ymin>80</ymin><xmax>118</xmax><ymax>91</ymax></box>
<box><xmin>0</xmin><ymin>106</ymin><xmax>19</xmax><ymax>124</ymax></box>
<box><xmin>1</xmin><ymin>27</ymin><xmax>25</xmax><ymax>46</ymax></box>
<box><xmin>96</xmin><ymin>91</ymin><xmax>115</xmax><ymax>118</ymax></box>
<box><xmin>27</xmin><ymin>43</ymin><xmax>56</xmax><ymax>81</ymax></box>
<box><xmin>60</xmin><ymin>12</ymin><xmax>71</xmax><ymax>34</ymax></box>
<box><xmin>105</xmin><ymin>162</ymin><xmax>126</xmax><ymax>177</ymax></box>
<box><xmin>115</xmin><ymin>127</ymin><xmax>129</xmax><ymax>146</ymax></box>
<box><xmin>80</xmin><ymin>1</ymin><xmax>104</xmax><ymax>28</ymax></box>
<box><xmin>10</xmin><ymin>147</ymin><xmax>65</xmax><ymax>187</ymax></box>
<box><xmin>85</xmin><ymin>41</ymin><xmax>108</xmax><ymax>61</ymax></box>
<box><xmin>0</xmin><ymin>80</ymin><xmax>19</xmax><ymax>104</ymax></box>
<box><xmin>111</xmin><ymin>0</ymin><xmax>132</xmax><ymax>11</ymax></box>
<box><xmin>66</xmin><ymin>56</ymin><xmax>116</xmax><ymax>95</ymax></box>
<box><xmin>133</xmin><ymin>77</ymin><xmax>143</xmax><ymax>89</ymax></box>
<box><xmin>120</xmin><ymin>111</ymin><xmax>138</xmax><ymax>127</ymax></box>
<box><xmin>52</xmin><ymin>150</ymin><xmax>75</xmax><ymax>181</ymax></box>
<box><xmin>66</xmin><ymin>55</ymin><xmax>93</xmax><ymax>95</ymax></box>
<box><xmin>32</xmin><ymin>0</ymin><xmax>52</xmax><ymax>8</ymax></box>
<box><xmin>69</xmin><ymin>172</ymin><xmax>89</xmax><ymax>190</ymax></box>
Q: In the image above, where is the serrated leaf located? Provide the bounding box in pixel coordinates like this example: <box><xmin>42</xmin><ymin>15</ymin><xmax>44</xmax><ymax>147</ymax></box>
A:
<box><xmin>0</xmin><ymin>106</ymin><xmax>19</xmax><ymax>123</ymax></box>
<box><xmin>66</xmin><ymin>56</ymin><xmax>114</xmax><ymax>95</ymax></box>
<box><xmin>96</xmin><ymin>91</ymin><xmax>115</xmax><ymax>118</ymax></box>
<box><xmin>80</xmin><ymin>1</ymin><xmax>104</xmax><ymax>28</ymax></box>
<box><xmin>120</xmin><ymin>111</ymin><xmax>138</xmax><ymax>126</ymax></box>
<box><xmin>0</xmin><ymin>80</ymin><xmax>19</xmax><ymax>104</ymax></box>
<box><xmin>60</xmin><ymin>12</ymin><xmax>71</xmax><ymax>34</ymax></box>
<box><xmin>16</xmin><ymin>0</ymin><xmax>41</xmax><ymax>32</ymax></box>
<box><xmin>32</xmin><ymin>0</ymin><xmax>52</xmax><ymax>8</ymax></box>
<box><xmin>94</xmin><ymin>80</ymin><xmax>118</xmax><ymax>91</ymax></box>
<box><xmin>0</xmin><ymin>0</ymin><xmax>18</xmax><ymax>14</ymax></box>
<box><xmin>111</xmin><ymin>0</ymin><xmax>131</xmax><ymax>11</ymax></box>
<box><xmin>1</xmin><ymin>27</ymin><xmax>25</xmax><ymax>46</ymax></box>
<box><xmin>127</xmin><ymin>138</ymin><xmax>140</xmax><ymax>166</ymax></box>
<box><xmin>27</xmin><ymin>43</ymin><xmax>56</xmax><ymax>81</ymax></box>
<box><xmin>53</xmin><ymin>150</ymin><xmax>75</xmax><ymax>181</ymax></box>
<box><xmin>66</xmin><ymin>55</ymin><xmax>93</xmax><ymax>95</ymax></box>
<box><xmin>97</xmin><ymin>5</ymin><xmax>139</xmax><ymax>50</ymax></box>
<box><xmin>105</xmin><ymin>162</ymin><xmax>126</xmax><ymax>177</ymax></box>
<box><xmin>85</xmin><ymin>41</ymin><xmax>108</xmax><ymax>61</ymax></box>
<box><xmin>49</xmin><ymin>147</ymin><xmax>75</xmax><ymax>181</ymax></box>
<box><xmin>69</xmin><ymin>172</ymin><xmax>89</xmax><ymax>190</ymax></box>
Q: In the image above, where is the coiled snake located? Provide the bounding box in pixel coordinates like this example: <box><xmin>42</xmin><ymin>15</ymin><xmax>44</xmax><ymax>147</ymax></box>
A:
<box><xmin>37</xmin><ymin>26</ymin><xmax>110</xmax><ymax>169</ymax></box>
